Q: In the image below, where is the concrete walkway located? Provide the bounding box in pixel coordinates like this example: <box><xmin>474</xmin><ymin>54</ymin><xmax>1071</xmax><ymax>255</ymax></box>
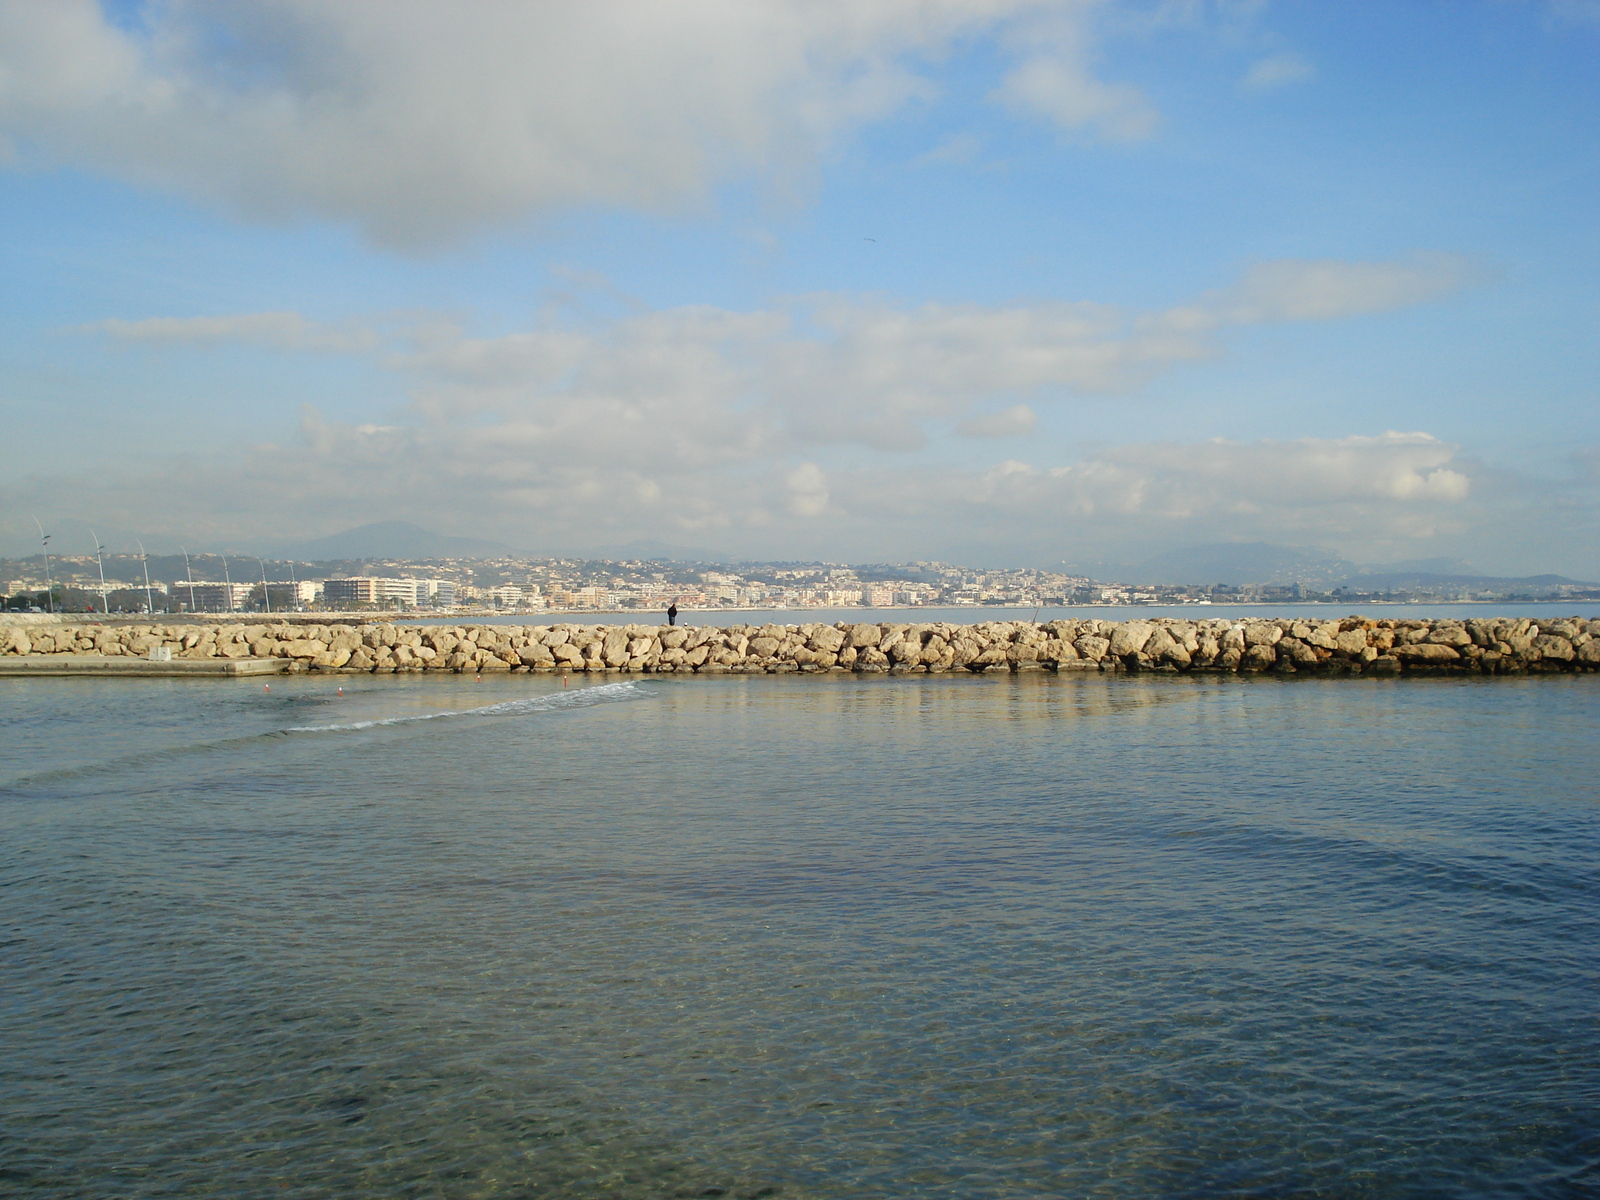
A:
<box><xmin>0</xmin><ymin>657</ymin><xmax>288</xmax><ymax>678</ymax></box>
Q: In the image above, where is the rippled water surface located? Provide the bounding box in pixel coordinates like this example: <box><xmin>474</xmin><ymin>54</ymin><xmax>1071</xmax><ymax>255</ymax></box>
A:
<box><xmin>3</xmin><ymin>673</ymin><xmax>1597</xmax><ymax>1198</ymax></box>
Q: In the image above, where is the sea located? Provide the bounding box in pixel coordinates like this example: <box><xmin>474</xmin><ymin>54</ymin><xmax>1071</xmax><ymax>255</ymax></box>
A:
<box><xmin>2</xmin><ymin>618</ymin><xmax>1597</xmax><ymax>1197</ymax></box>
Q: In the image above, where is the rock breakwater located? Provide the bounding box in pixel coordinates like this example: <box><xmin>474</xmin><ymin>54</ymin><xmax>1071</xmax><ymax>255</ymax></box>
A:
<box><xmin>4</xmin><ymin>616</ymin><xmax>1597</xmax><ymax>676</ymax></box>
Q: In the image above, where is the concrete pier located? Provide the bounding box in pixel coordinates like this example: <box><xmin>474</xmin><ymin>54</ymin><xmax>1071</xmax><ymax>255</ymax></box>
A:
<box><xmin>0</xmin><ymin>655</ymin><xmax>286</xmax><ymax>678</ymax></box>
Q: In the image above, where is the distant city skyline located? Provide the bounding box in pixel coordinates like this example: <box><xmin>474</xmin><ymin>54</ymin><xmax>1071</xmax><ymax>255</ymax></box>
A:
<box><xmin>1</xmin><ymin>2</ymin><xmax>1597</xmax><ymax>575</ymax></box>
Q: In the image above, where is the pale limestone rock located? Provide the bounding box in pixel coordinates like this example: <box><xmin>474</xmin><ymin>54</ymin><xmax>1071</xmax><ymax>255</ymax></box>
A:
<box><xmin>1241</xmin><ymin>644</ymin><xmax>1277</xmax><ymax>671</ymax></box>
<box><xmin>846</xmin><ymin>623</ymin><xmax>880</xmax><ymax>649</ymax></box>
<box><xmin>603</xmin><ymin>629</ymin><xmax>631</xmax><ymax>666</ymax></box>
<box><xmin>1073</xmin><ymin>636</ymin><xmax>1110</xmax><ymax>662</ymax></box>
<box><xmin>519</xmin><ymin>643</ymin><xmax>555</xmax><ymax>667</ymax></box>
<box><xmin>889</xmin><ymin>638</ymin><xmax>922</xmax><ymax>663</ymax></box>
<box><xmin>808</xmin><ymin>627</ymin><xmax>846</xmax><ymax>653</ymax></box>
<box><xmin>1333</xmin><ymin>629</ymin><xmax>1369</xmax><ymax>656</ymax></box>
<box><xmin>1533</xmin><ymin>634</ymin><xmax>1575</xmax><ymax>661</ymax></box>
<box><xmin>1307</xmin><ymin>622</ymin><xmax>1341</xmax><ymax>650</ymax></box>
<box><xmin>1040</xmin><ymin>637</ymin><xmax>1076</xmax><ymax>662</ymax></box>
<box><xmin>1277</xmin><ymin>637</ymin><xmax>1319</xmax><ymax>666</ymax></box>
<box><xmin>1107</xmin><ymin>620</ymin><xmax>1158</xmax><ymax>659</ymax></box>
<box><xmin>1243</xmin><ymin>623</ymin><xmax>1282</xmax><ymax>648</ymax></box>
<box><xmin>1394</xmin><ymin>643</ymin><xmax>1461</xmax><ymax>662</ymax></box>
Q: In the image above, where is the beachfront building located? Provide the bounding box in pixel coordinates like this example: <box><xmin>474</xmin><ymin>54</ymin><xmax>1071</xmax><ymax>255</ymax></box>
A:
<box><xmin>323</xmin><ymin>577</ymin><xmax>456</xmax><ymax>609</ymax></box>
<box><xmin>169</xmin><ymin>581</ymin><xmax>253</xmax><ymax>611</ymax></box>
<box><xmin>247</xmin><ymin>580</ymin><xmax>319</xmax><ymax>610</ymax></box>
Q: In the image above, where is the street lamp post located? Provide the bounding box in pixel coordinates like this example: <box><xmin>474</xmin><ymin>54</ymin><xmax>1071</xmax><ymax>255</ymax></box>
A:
<box><xmin>86</xmin><ymin>527</ymin><xmax>109</xmax><ymax>613</ymax></box>
<box><xmin>30</xmin><ymin>515</ymin><xmax>53</xmax><ymax>613</ymax></box>
<box><xmin>180</xmin><ymin>547</ymin><xmax>198</xmax><ymax>613</ymax></box>
<box><xmin>221</xmin><ymin>555</ymin><xmax>235</xmax><ymax>613</ymax></box>
<box><xmin>258</xmin><ymin>558</ymin><xmax>272</xmax><ymax>615</ymax></box>
<box><xmin>135</xmin><ymin>539</ymin><xmax>156</xmax><ymax>615</ymax></box>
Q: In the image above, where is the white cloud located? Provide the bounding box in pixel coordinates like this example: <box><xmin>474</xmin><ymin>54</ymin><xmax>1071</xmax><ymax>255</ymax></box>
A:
<box><xmin>958</xmin><ymin>404</ymin><xmax>1038</xmax><ymax>437</ymax></box>
<box><xmin>87</xmin><ymin>311</ymin><xmax>377</xmax><ymax>353</ymax></box>
<box><xmin>1239</xmin><ymin>52</ymin><xmax>1315</xmax><ymax>92</ymax></box>
<box><xmin>784</xmin><ymin>462</ymin><xmax>832</xmax><ymax>517</ymax></box>
<box><xmin>1156</xmin><ymin>253</ymin><xmax>1476</xmax><ymax>332</ymax></box>
<box><xmin>0</xmin><ymin>0</ymin><xmax>1155</xmax><ymax>247</ymax></box>
<box><xmin>48</xmin><ymin>255</ymin><xmax>1499</xmax><ymax>560</ymax></box>
<box><xmin>992</xmin><ymin>6</ymin><xmax>1159</xmax><ymax>140</ymax></box>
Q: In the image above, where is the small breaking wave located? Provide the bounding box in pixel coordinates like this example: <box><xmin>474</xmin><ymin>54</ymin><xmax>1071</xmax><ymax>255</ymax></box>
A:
<box><xmin>283</xmin><ymin>679</ymin><xmax>651</xmax><ymax>733</ymax></box>
<box><xmin>0</xmin><ymin>681</ymin><xmax>652</xmax><ymax>793</ymax></box>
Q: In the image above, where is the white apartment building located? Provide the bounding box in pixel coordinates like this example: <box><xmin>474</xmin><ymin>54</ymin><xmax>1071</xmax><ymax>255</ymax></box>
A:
<box><xmin>169</xmin><ymin>581</ymin><xmax>254</xmax><ymax>611</ymax></box>
<box><xmin>323</xmin><ymin>577</ymin><xmax>456</xmax><ymax>609</ymax></box>
<box><xmin>259</xmin><ymin>580</ymin><xmax>318</xmax><ymax>607</ymax></box>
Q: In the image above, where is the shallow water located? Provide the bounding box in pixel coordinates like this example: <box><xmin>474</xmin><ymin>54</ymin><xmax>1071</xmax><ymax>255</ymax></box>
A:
<box><xmin>3</xmin><ymin>672</ymin><xmax>1597</xmax><ymax>1198</ymax></box>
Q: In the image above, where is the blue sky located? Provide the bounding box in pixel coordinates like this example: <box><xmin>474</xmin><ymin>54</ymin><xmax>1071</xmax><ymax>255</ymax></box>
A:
<box><xmin>1</xmin><ymin>0</ymin><xmax>1596</xmax><ymax>573</ymax></box>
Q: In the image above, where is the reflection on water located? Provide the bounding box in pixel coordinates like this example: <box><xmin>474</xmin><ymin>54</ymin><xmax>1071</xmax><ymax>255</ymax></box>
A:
<box><xmin>2</xmin><ymin>672</ymin><xmax>1597</xmax><ymax>1198</ymax></box>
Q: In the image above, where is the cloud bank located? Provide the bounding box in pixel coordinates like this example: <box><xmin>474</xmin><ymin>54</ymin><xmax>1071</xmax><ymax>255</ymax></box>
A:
<box><xmin>0</xmin><ymin>0</ymin><xmax>1156</xmax><ymax>247</ymax></box>
<box><xmin>28</xmin><ymin>252</ymin><xmax>1527</xmax><ymax>565</ymax></box>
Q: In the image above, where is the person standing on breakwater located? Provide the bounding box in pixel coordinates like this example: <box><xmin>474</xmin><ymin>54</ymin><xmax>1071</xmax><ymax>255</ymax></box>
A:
<box><xmin>667</xmin><ymin>603</ymin><xmax>678</xmax><ymax>626</ymax></box>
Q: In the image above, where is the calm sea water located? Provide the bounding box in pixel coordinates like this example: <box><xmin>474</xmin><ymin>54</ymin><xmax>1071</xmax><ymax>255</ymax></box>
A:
<box><xmin>3</xmin><ymin>672</ymin><xmax>1596</xmax><ymax>1198</ymax></box>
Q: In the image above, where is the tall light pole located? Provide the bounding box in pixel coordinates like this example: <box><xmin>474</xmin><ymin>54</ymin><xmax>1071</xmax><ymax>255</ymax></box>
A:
<box><xmin>221</xmin><ymin>554</ymin><xmax>235</xmax><ymax>613</ymax></box>
<box><xmin>257</xmin><ymin>557</ymin><xmax>272</xmax><ymax>614</ymax></box>
<box><xmin>85</xmin><ymin>526</ymin><xmax>108</xmax><ymax>613</ymax></box>
<box><xmin>135</xmin><ymin>539</ymin><xmax>156</xmax><ymax>615</ymax></box>
<box><xmin>30</xmin><ymin>514</ymin><xmax>53</xmax><ymax>613</ymax></box>
<box><xmin>180</xmin><ymin>546</ymin><xmax>198</xmax><ymax>613</ymax></box>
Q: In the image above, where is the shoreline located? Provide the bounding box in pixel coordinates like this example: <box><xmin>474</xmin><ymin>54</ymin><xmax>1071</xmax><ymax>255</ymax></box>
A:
<box><xmin>4</xmin><ymin>614</ymin><xmax>1594</xmax><ymax>677</ymax></box>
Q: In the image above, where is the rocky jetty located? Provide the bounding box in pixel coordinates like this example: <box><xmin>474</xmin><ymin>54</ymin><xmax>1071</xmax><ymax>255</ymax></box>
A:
<box><xmin>3</xmin><ymin>616</ymin><xmax>1596</xmax><ymax>676</ymax></box>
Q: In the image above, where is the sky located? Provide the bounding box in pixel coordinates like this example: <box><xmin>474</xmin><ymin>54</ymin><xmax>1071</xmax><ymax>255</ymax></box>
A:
<box><xmin>0</xmin><ymin>0</ymin><xmax>1597</xmax><ymax>574</ymax></box>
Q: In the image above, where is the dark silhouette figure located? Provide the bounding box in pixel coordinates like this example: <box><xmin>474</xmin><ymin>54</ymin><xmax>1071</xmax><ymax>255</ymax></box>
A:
<box><xmin>667</xmin><ymin>603</ymin><xmax>678</xmax><ymax>626</ymax></box>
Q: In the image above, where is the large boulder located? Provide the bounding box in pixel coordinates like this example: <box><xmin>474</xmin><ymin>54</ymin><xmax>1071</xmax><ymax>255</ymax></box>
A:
<box><xmin>1073</xmin><ymin>636</ymin><xmax>1110</xmax><ymax>662</ymax></box>
<box><xmin>1107</xmin><ymin>622</ymin><xmax>1155</xmax><ymax>657</ymax></box>
<box><xmin>1394</xmin><ymin>643</ymin><xmax>1461</xmax><ymax>663</ymax></box>
<box><xmin>1243</xmin><ymin>622</ymin><xmax>1282</xmax><ymax>648</ymax></box>
<box><xmin>1533</xmin><ymin>635</ymin><xmax>1575</xmax><ymax>661</ymax></box>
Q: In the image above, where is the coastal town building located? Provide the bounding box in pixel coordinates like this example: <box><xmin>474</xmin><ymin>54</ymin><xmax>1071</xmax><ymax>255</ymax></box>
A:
<box><xmin>322</xmin><ymin>577</ymin><xmax>456</xmax><ymax>608</ymax></box>
<box><xmin>168</xmin><ymin>581</ymin><xmax>253</xmax><ymax>611</ymax></box>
